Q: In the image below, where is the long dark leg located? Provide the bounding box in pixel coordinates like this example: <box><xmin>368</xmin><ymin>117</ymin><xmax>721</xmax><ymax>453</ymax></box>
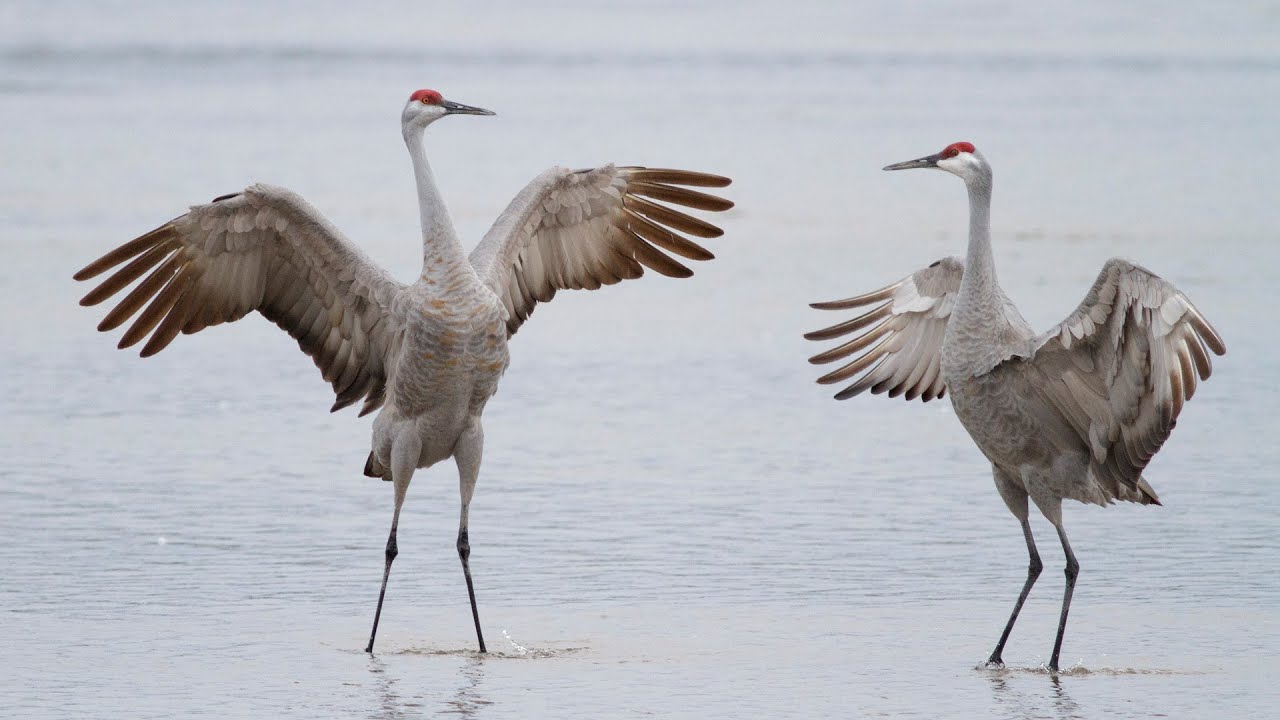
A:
<box><xmin>987</xmin><ymin>468</ymin><xmax>1039</xmax><ymax>667</ymax></box>
<box><xmin>1048</xmin><ymin>523</ymin><xmax>1079</xmax><ymax>672</ymax></box>
<box><xmin>366</xmin><ymin>514</ymin><xmax>401</xmax><ymax>653</ymax></box>
<box><xmin>457</xmin><ymin>529</ymin><xmax>484</xmax><ymax>653</ymax></box>
<box><xmin>988</xmin><ymin>517</ymin><xmax>1043</xmax><ymax>666</ymax></box>
<box><xmin>454</xmin><ymin>423</ymin><xmax>486</xmax><ymax>653</ymax></box>
<box><xmin>366</xmin><ymin>436</ymin><xmax>419</xmax><ymax>654</ymax></box>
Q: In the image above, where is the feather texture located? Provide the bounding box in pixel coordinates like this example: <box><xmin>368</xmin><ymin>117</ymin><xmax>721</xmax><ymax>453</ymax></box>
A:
<box><xmin>806</xmin><ymin>257</ymin><xmax>963</xmax><ymax>402</ymax></box>
<box><xmin>807</xmin><ymin>254</ymin><xmax>1225</xmax><ymax>503</ymax></box>
<box><xmin>75</xmin><ymin>185</ymin><xmax>406</xmax><ymax>415</ymax></box>
<box><xmin>1020</xmin><ymin>258</ymin><xmax>1226</xmax><ymax>497</ymax></box>
<box><xmin>469</xmin><ymin>165</ymin><xmax>733</xmax><ymax>336</ymax></box>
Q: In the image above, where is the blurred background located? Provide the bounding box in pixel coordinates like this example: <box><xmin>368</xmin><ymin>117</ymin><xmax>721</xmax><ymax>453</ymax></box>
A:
<box><xmin>1</xmin><ymin>1</ymin><xmax>1276</xmax><ymax>718</ymax></box>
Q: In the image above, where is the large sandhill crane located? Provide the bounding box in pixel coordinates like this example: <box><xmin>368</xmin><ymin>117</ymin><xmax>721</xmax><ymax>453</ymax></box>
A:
<box><xmin>805</xmin><ymin>141</ymin><xmax>1224</xmax><ymax>671</ymax></box>
<box><xmin>74</xmin><ymin>88</ymin><xmax>733</xmax><ymax>654</ymax></box>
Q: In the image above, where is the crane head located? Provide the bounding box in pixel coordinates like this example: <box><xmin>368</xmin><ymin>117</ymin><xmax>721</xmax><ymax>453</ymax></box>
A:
<box><xmin>402</xmin><ymin>88</ymin><xmax>495</xmax><ymax>130</ymax></box>
<box><xmin>883</xmin><ymin>142</ymin><xmax>985</xmax><ymax>179</ymax></box>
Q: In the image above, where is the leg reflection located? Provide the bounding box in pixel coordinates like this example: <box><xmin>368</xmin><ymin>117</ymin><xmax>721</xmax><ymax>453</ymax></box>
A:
<box><xmin>985</xmin><ymin>672</ymin><xmax>1084</xmax><ymax>720</ymax></box>
<box><xmin>443</xmin><ymin>655</ymin><xmax>492</xmax><ymax>718</ymax></box>
<box><xmin>367</xmin><ymin>654</ymin><xmax>492</xmax><ymax>720</ymax></box>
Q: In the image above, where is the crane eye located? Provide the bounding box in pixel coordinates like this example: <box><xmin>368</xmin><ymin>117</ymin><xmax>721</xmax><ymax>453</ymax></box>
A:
<box><xmin>420</xmin><ymin>97</ymin><xmax>431</xmax><ymax>105</ymax></box>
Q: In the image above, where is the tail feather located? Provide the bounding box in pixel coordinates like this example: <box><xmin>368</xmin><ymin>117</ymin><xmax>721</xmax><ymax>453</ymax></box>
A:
<box><xmin>1136</xmin><ymin>476</ymin><xmax>1161</xmax><ymax>505</ymax></box>
<box><xmin>364</xmin><ymin>451</ymin><xmax>389</xmax><ymax>481</ymax></box>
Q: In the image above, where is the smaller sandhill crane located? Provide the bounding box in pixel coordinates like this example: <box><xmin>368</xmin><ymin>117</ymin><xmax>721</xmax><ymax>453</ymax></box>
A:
<box><xmin>805</xmin><ymin>141</ymin><xmax>1224</xmax><ymax>672</ymax></box>
<box><xmin>75</xmin><ymin>88</ymin><xmax>733</xmax><ymax>654</ymax></box>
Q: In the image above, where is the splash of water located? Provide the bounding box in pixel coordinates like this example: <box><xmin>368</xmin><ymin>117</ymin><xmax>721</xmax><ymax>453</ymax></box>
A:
<box><xmin>502</xmin><ymin>629</ymin><xmax>530</xmax><ymax>656</ymax></box>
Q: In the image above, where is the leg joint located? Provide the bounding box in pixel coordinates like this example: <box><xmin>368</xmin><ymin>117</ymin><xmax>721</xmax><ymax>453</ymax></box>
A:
<box><xmin>456</xmin><ymin>530</ymin><xmax>470</xmax><ymax>561</ymax></box>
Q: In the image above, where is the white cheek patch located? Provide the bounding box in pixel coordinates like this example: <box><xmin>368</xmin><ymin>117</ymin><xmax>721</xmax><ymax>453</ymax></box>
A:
<box><xmin>936</xmin><ymin>156</ymin><xmax>964</xmax><ymax>173</ymax></box>
<box><xmin>937</xmin><ymin>153</ymin><xmax>981</xmax><ymax>177</ymax></box>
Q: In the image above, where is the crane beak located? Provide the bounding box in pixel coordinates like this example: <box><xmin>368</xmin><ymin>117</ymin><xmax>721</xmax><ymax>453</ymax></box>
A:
<box><xmin>883</xmin><ymin>153</ymin><xmax>942</xmax><ymax>171</ymax></box>
<box><xmin>441</xmin><ymin>100</ymin><xmax>496</xmax><ymax>117</ymax></box>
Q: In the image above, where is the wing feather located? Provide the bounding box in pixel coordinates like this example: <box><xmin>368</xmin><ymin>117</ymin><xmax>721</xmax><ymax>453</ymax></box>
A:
<box><xmin>468</xmin><ymin>165</ymin><xmax>733</xmax><ymax>337</ymax></box>
<box><xmin>807</xmin><ymin>257</ymin><xmax>964</xmax><ymax>402</ymax></box>
<box><xmin>1021</xmin><ymin>258</ymin><xmax>1226</xmax><ymax>497</ymax></box>
<box><xmin>75</xmin><ymin>184</ymin><xmax>406</xmax><ymax>414</ymax></box>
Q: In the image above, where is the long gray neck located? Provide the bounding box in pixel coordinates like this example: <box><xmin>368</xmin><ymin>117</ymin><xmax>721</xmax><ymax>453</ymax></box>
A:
<box><xmin>404</xmin><ymin>127</ymin><xmax>474</xmax><ymax>283</ymax></box>
<box><xmin>940</xmin><ymin>163</ymin><xmax>1030</xmax><ymax>379</ymax></box>
<box><xmin>957</xmin><ymin>168</ymin><xmax>998</xmax><ymax>311</ymax></box>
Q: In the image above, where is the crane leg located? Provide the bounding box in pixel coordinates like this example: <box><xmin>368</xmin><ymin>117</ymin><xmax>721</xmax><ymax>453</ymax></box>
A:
<box><xmin>987</xmin><ymin>516</ymin><xmax>1043</xmax><ymax>667</ymax></box>
<box><xmin>365</xmin><ymin>434</ymin><xmax>420</xmax><ymax>654</ymax></box>
<box><xmin>1048</xmin><ymin>523</ymin><xmax>1079</xmax><ymax>673</ymax></box>
<box><xmin>454</xmin><ymin>422</ymin><xmax>487</xmax><ymax>653</ymax></box>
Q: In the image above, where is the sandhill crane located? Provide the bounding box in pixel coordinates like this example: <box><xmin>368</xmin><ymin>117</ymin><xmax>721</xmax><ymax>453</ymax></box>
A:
<box><xmin>805</xmin><ymin>142</ymin><xmax>1224</xmax><ymax>672</ymax></box>
<box><xmin>74</xmin><ymin>88</ymin><xmax>733</xmax><ymax>654</ymax></box>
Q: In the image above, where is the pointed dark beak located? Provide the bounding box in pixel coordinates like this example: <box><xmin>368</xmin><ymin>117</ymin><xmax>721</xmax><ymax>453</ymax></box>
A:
<box><xmin>441</xmin><ymin>100</ymin><xmax>496</xmax><ymax>117</ymax></box>
<box><xmin>883</xmin><ymin>153</ymin><xmax>942</xmax><ymax>171</ymax></box>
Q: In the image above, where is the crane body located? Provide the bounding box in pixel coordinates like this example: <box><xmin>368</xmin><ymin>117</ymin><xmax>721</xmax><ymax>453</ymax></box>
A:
<box><xmin>75</xmin><ymin>89</ymin><xmax>733</xmax><ymax>654</ymax></box>
<box><xmin>807</xmin><ymin>142</ymin><xmax>1224</xmax><ymax>672</ymax></box>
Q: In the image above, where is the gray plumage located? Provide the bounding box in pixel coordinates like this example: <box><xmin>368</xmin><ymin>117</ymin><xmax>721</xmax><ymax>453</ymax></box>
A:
<box><xmin>807</xmin><ymin>143</ymin><xmax>1224</xmax><ymax>672</ymax></box>
<box><xmin>75</xmin><ymin>91</ymin><xmax>733</xmax><ymax>654</ymax></box>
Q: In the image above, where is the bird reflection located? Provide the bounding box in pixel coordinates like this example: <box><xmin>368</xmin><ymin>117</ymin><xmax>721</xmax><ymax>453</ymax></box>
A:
<box><xmin>986</xmin><ymin>671</ymin><xmax>1084</xmax><ymax>720</ymax></box>
<box><xmin>1049</xmin><ymin>674</ymin><xmax>1082</xmax><ymax>719</ymax></box>
<box><xmin>367</xmin><ymin>652</ymin><xmax>491</xmax><ymax>719</ymax></box>
<box><xmin>367</xmin><ymin>656</ymin><xmax>411</xmax><ymax>720</ymax></box>
<box><xmin>441</xmin><ymin>655</ymin><xmax>492</xmax><ymax>717</ymax></box>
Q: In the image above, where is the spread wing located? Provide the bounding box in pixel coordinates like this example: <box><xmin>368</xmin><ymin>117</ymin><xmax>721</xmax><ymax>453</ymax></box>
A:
<box><xmin>74</xmin><ymin>184</ymin><xmax>406</xmax><ymax>416</ymax></box>
<box><xmin>467</xmin><ymin>165</ymin><xmax>733</xmax><ymax>337</ymax></box>
<box><xmin>1018</xmin><ymin>258</ymin><xmax>1226</xmax><ymax>496</ymax></box>
<box><xmin>806</xmin><ymin>257</ymin><xmax>964</xmax><ymax>401</ymax></box>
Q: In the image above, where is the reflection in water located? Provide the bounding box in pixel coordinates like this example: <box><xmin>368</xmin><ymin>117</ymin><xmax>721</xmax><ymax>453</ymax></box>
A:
<box><xmin>1049</xmin><ymin>675</ymin><xmax>1082</xmax><ymax>720</ymax></box>
<box><xmin>986</xmin><ymin>672</ymin><xmax>1083</xmax><ymax>720</ymax></box>
<box><xmin>368</xmin><ymin>653</ymin><xmax>491</xmax><ymax>719</ymax></box>
<box><xmin>441</xmin><ymin>655</ymin><xmax>492</xmax><ymax>717</ymax></box>
<box><xmin>368</xmin><ymin>656</ymin><xmax>414</xmax><ymax>720</ymax></box>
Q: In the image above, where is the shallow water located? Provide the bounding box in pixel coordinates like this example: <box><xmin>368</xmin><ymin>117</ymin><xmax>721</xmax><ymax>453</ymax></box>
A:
<box><xmin>2</xmin><ymin>1</ymin><xmax>1278</xmax><ymax>718</ymax></box>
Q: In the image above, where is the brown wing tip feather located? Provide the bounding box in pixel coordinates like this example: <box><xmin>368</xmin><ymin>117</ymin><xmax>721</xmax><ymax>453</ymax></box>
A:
<box><xmin>625</xmin><ymin>168</ymin><xmax>732</xmax><ymax>188</ymax></box>
<box><xmin>624</xmin><ymin>231</ymin><xmax>694</xmax><ymax>278</ymax></box>
<box><xmin>808</xmin><ymin>284</ymin><xmax>901</xmax><ymax>311</ymax></box>
<box><xmin>73</xmin><ymin>223</ymin><xmax>177</xmax><ymax>283</ymax></box>
<box><xmin>1191</xmin><ymin>312</ymin><xmax>1226</xmax><ymax>356</ymax></box>
<box><xmin>809</xmin><ymin>299</ymin><xmax>863</xmax><ymax>311</ymax></box>
<box><xmin>833</xmin><ymin>385</ymin><xmax>865</xmax><ymax>401</ymax></box>
<box><xmin>628</xmin><ymin>181</ymin><xmax>735</xmax><ymax>212</ymax></box>
<box><xmin>623</xmin><ymin>195</ymin><xmax>724</xmax><ymax>239</ymax></box>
